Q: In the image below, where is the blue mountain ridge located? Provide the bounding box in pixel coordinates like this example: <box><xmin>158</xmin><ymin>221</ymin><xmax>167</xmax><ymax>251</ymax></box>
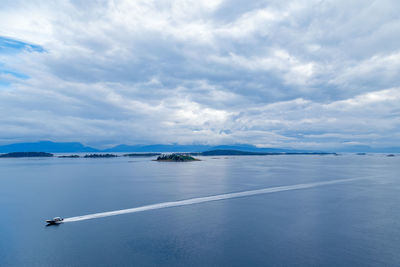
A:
<box><xmin>96</xmin><ymin>144</ymin><xmax>315</xmax><ymax>153</ymax></box>
<box><xmin>0</xmin><ymin>141</ymin><xmax>314</xmax><ymax>153</ymax></box>
<box><xmin>0</xmin><ymin>141</ymin><xmax>398</xmax><ymax>153</ymax></box>
<box><xmin>0</xmin><ymin>141</ymin><xmax>98</xmax><ymax>153</ymax></box>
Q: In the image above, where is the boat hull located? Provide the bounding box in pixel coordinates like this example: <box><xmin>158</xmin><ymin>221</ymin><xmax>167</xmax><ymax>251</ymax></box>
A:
<box><xmin>46</xmin><ymin>218</ymin><xmax>64</xmax><ymax>225</ymax></box>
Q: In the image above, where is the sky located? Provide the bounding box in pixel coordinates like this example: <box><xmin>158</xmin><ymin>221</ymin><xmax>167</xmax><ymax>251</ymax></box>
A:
<box><xmin>0</xmin><ymin>0</ymin><xmax>399</xmax><ymax>149</ymax></box>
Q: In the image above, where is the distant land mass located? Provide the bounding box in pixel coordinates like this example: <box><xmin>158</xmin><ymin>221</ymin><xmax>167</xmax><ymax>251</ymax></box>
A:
<box><xmin>103</xmin><ymin>144</ymin><xmax>212</xmax><ymax>153</ymax></box>
<box><xmin>0</xmin><ymin>141</ymin><xmax>315</xmax><ymax>153</ymax></box>
<box><xmin>195</xmin><ymin>150</ymin><xmax>337</xmax><ymax>156</ymax></box>
<box><xmin>0</xmin><ymin>141</ymin><xmax>98</xmax><ymax>153</ymax></box>
<box><xmin>0</xmin><ymin>152</ymin><xmax>54</xmax><ymax>158</ymax></box>
<box><xmin>0</xmin><ymin>141</ymin><xmax>398</xmax><ymax>153</ymax></box>
<box><xmin>103</xmin><ymin>144</ymin><xmax>315</xmax><ymax>153</ymax></box>
<box><xmin>334</xmin><ymin>145</ymin><xmax>400</xmax><ymax>153</ymax></box>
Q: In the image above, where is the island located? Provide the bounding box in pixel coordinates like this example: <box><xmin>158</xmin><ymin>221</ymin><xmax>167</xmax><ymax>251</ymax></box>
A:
<box><xmin>156</xmin><ymin>154</ymin><xmax>200</xmax><ymax>162</ymax></box>
<box><xmin>58</xmin><ymin>155</ymin><xmax>80</xmax><ymax>158</ymax></box>
<box><xmin>83</xmin><ymin>154</ymin><xmax>119</xmax><ymax>158</ymax></box>
<box><xmin>0</xmin><ymin>152</ymin><xmax>54</xmax><ymax>158</ymax></box>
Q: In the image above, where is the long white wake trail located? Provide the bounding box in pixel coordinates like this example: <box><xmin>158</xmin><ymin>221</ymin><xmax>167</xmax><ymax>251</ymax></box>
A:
<box><xmin>63</xmin><ymin>177</ymin><xmax>365</xmax><ymax>223</ymax></box>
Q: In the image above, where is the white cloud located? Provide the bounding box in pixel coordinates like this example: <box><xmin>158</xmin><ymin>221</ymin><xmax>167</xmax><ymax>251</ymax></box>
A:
<box><xmin>0</xmin><ymin>0</ymin><xmax>399</xmax><ymax>149</ymax></box>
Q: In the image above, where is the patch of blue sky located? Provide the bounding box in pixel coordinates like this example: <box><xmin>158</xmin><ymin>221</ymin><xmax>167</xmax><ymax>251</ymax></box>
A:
<box><xmin>0</xmin><ymin>63</ymin><xmax>29</xmax><ymax>87</ymax></box>
<box><xmin>0</xmin><ymin>36</ymin><xmax>39</xmax><ymax>85</ymax></box>
<box><xmin>0</xmin><ymin>36</ymin><xmax>44</xmax><ymax>54</ymax></box>
<box><xmin>0</xmin><ymin>80</ymin><xmax>11</xmax><ymax>87</ymax></box>
<box><xmin>0</xmin><ymin>68</ymin><xmax>29</xmax><ymax>79</ymax></box>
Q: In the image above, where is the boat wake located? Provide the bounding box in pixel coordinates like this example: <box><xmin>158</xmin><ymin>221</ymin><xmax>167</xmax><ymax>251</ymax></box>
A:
<box><xmin>63</xmin><ymin>177</ymin><xmax>366</xmax><ymax>223</ymax></box>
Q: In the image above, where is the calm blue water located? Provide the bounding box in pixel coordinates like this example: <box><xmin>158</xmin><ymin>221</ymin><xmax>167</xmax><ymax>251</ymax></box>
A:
<box><xmin>1</xmin><ymin>154</ymin><xmax>399</xmax><ymax>266</ymax></box>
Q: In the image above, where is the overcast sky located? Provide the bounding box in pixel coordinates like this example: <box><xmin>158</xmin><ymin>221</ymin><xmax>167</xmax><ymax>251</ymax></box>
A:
<box><xmin>0</xmin><ymin>0</ymin><xmax>399</xmax><ymax>149</ymax></box>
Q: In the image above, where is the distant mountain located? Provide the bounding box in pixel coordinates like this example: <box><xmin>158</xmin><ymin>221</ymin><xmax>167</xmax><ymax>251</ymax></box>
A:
<box><xmin>0</xmin><ymin>141</ymin><xmax>312</xmax><ymax>153</ymax></box>
<box><xmin>102</xmin><ymin>144</ymin><xmax>213</xmax><ymax>152</ymax></box>
<box><xmin>208</xmin><ymin>144</ymin><xmax>312</xmax><ymax>153</ymax></box>
<box><xmin>0</xmin><ymin>141</ymin><xmax>98</xmax><ymax>153</ymax></box>
<box><xmin>103</xmin><ymin>143</ymin><xmax>316</xmax><ymax>153</ymax></box>
<box><xmin>2</xmin><ymin>141</ymin><xmax>397</xmax><ymax>153</ymax></box>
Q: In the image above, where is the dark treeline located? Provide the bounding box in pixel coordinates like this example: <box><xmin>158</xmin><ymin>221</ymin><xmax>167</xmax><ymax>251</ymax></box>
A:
<box><xmin>83</xmin><ymin>154</ymin><xmax>118</xmax><ymax>158</ymax></box>
<box><xmin>156</xmin><ymin>154</ymin><xmax>200</xmax><ymax>162</ymax></box>
<box><xmin>0</xmin><ymin>152</ymin><xmax>54</xmax><ymax>158</ymax></box>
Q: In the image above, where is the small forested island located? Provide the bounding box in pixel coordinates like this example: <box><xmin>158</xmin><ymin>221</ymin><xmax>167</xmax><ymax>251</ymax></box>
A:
<box><xmin>387</xmin><ymin>154</ymin><xmax>395</xmax><ymax>157</ymax></box>
<box><xmin>0</xmin><ymin>152</ymin><xmax>54</xmax><ymax>158</ymax></box>
<box><xmin>156</xmin><ymin>154</ymin><xmax>200</xmax><ymax>162</ymax></box>
<box><xmin>83</xmin><ymin>154</ymin><xmax>118</xmax><ymax>158</ymax></box>
<box><xmin>58</xmin><ymin>155</ymin><xmax>80</xmax><ymax>158</ymax></box>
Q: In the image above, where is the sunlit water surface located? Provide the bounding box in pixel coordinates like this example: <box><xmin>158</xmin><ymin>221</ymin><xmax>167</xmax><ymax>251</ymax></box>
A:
<box><xmin>1</xmin><ymin>154</ymin><xmax>399</xmax><ymax>266</ymax></box>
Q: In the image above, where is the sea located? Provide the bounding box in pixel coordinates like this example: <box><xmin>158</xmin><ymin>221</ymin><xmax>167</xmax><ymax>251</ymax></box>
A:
<box><xmin>1</xmin><ymin>154</ymin><xmax>399</xmax><ymax>266</ymax></box>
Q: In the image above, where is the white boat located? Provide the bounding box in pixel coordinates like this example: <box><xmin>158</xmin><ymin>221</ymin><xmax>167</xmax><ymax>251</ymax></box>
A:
<box><xmin>46</xmin><ymin>217</ymin><xmax>64</xmax><ymax>225</ymax></box>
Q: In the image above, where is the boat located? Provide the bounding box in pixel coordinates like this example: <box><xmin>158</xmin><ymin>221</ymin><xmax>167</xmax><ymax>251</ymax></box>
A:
<box><xmin>46</xmin><ymin>217</ymin><xmax>64</xmax><ymax>225</ymax></box>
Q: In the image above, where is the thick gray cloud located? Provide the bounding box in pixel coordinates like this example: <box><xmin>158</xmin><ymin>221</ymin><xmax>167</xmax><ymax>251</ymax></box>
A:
<box><xmin>0</xmin><ymin>0</ymin><xmax>399</xmax><ymax>149</ymax></box>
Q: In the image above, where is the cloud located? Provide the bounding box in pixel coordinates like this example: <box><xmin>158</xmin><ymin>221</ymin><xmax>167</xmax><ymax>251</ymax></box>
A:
<box><xmin>0</xmin><ymin>0</ymin><xmax>399</xmax><ymax>149</ymax></box>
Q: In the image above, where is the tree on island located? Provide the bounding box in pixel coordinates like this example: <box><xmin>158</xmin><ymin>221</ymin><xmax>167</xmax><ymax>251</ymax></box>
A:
<box><xmin>83</xmin><ymin>154</ymin><xmax>118</xmax><ymax>158</ymax></box>
<box><xmin>0</xmin><ymin>152</ymin><xmax>53</xmax><ymax>158</ymax></box>
<box><xmin>156</xmin><ymin>154</ymin><xmax>200</xmax><ymax>162</ymax></box>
